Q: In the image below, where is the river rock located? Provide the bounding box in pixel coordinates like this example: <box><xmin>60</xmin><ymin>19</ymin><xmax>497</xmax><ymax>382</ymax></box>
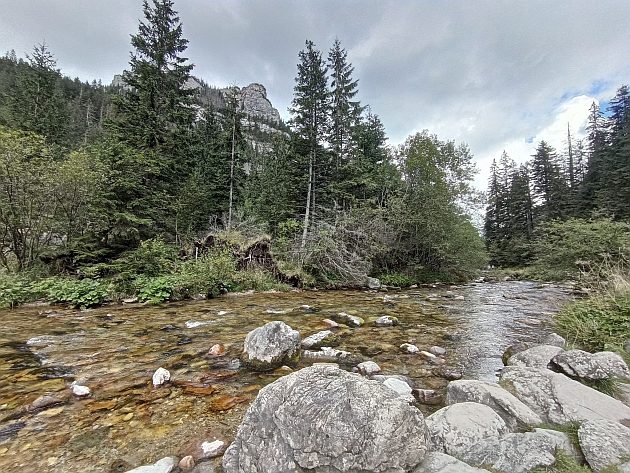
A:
<box><xmin>242</xmin><ymin>321</ymin><xmax>300</xmax><ymax>371</ymax></box>
<box><xmin>425</xmin><ymin>402</ymin><xmax>508</xmax><ymax>457</ymax></box>
<box><xmin>373</xmin><ymin>315</ymin><xmax>399</xmax><ymax>327</ymax></box>
<box><xmin>429</xmin><ymin>346</ymin><xmax>447</xmax><ymax>356</ymax></box>
<box><xmin>412</xmin><ymin>452</ymin><xmax>487</xmax><ymax>472</ymax></box>
<box><xmin>433</xmin><ymin>367</ymin><xmax>462</xmax><ymax>381</ymax></box>
<box><xmin>178</xmin><ymin>456</ymin><xmax>195</xmax><ymax>471</ymax></box>
<box><xmin>413</xmin><ymin>389</ymin><xmax>443</xmax><ymax>405</ymax></box>
<box><xmin>500</xmin><ymin>366</ymin><xmax>630</xmax><ymax>424</ymax></box>
<box><xmin>401</xmin><ymin>343</ymin><xmax>420</xmax><ymax>354</ymax></box>
<box><xmin>152</xmin><ymin>367</ymin><xmax>171</xmax><ymax>387</ymax></box>
<box><xmin>502</xmin><ymin>342</ymin><xmax>535</xmax><ymax>365</ymax></box>
<box><xmin>222</xmin><ymin>364</ymin><xmax>429</xmax><ymax>473</ymax></box>
<box><xmin>552</xmin><ymin>350</ymin><xmax>630</xmax><ymax>380</ymax></box>
<box><xmin>446</xmin><ymin>379</ymin><xmax>542</xmax><ymax>430</ymax></box>
<box><xmin>124</xmin><ymin>456</ymin><xmax>178</xmax><ymax>473</ymax></box>
<box><xmin>302</xmin><ymin>347</ymin><xmax>354</xmax><ymax>363</ymax></box>
<box><xmin>357</xmin><ymin>361</ymin><xmax>381</xmax><ymax>376</ymax></box>
<box><xmin>71</xmin><ymin>383</ymin><xmax>90</xmax><ymax>397</ymax></box>
<box><xmin>301</xmin><ymin>330</ymin><xmax>339</xmax><ymax>349</ymax></box>
<box><xmin>540</xmin><ymin>332</ymin><xmax>566</xmax><ymax>347</ymax></box>
<box><xmin>322</xmin><ymin>319</ymin><xmax>339</xmax><ymax>328</ymax></box>
<box><xmin>332</xmin><ymin>312</ymin><xmax>364</xmax><ymax>327</ymax></box>
<box><xmin>367</xmin><ymin>277</ymin><xmax>381</xmax><ymax>289</ymax></box>
<box><xmin>458</xmin><ymin>430</ymin><xmax>578</xmax><ymax>473</ymax></box>
<box><xmin>383</xmin><ymin>377</ymin><xmax>413</xmax><ymax>397</ymax></box>
<box><xmin>507</xmin><ymin>345</ymin><xmax>563</xmax><ymax>368</ymax></box>
<box><xmin>578</xmin><ymin>419</ymin><xmax>630</xmax><ymax>472</ymax></box>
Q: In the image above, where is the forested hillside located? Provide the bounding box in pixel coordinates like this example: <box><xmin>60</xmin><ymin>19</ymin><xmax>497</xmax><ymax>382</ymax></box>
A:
<box><xmin>0</xmin><ymin>0</ymin><xmax>485</xmax><ymax>307</ymax></box>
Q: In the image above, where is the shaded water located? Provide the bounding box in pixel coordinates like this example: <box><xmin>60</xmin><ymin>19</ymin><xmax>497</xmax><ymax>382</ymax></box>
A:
<box><xmin>0</xmin><ymin>281</ymin><xmax>572</xmax><ymax>472</ymax></box>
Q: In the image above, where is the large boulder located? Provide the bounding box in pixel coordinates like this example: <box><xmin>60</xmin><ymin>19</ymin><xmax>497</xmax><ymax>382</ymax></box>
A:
<box><xmin>425</xmin><ymin>402</ymin><xmax>508</xmax><ymax>457</ymax></box>
<box><xmin>459</xmin><ymin>430</ymin><xmax>580</xmax><ymax>473</ymax></box>
<box><xmin>500</xmin><ymin>366</ymin><xmax>630</xmax><ymax>424</ymax></box>
<box><xmin>412</xmin><ymin>452</ymin><xmax>488</xmax><ymax>472</ymax></box>
<box><xmin>552</xmin><ymin>350</ymin><xmax>630</xmax><ymax>380</ymax></box>
<box><xmin>506</xmin><ymin>345</ymin><xmax>563</xmax><ymax>369</ymax></box>
<box><xmin>578</xmin><ymin>419</ymin><xmax>630</xmax><ymax>472</ymax></box>
<box><xmin>446</xmin><ymin>380</ymin><xmax>542</xmax><ymax>430</ymax></box>
<box><xmin>242</xmin><ymin>321</ymin><xmax>300</xmax><ymax>371</ymax></box>
<box><xmin>222</xmin><ymin>364</ymin><xmax>429</xmax><ymax>473</ymax></box>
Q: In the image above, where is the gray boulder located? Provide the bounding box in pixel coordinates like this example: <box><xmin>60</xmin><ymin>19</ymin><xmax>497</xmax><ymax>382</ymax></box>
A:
<box><xmin>373</xmin><ymin>315</ymin><xmax>399</xmax><ymax>327</ymax></box>
<box><xmin>222</xmin><ymin>364</ymin><xmax>429</xmax><ymax>473</ymax></box>
<box><xmin>552</xmin><ymin>349</ymin><xmax>630</xmax><ymax>380</ymax></box>
<box><xmin>459</xmin><ymin>430</ymin><xmax>579</xmax><ymax>473</ymax></box>
<box><xmin>502</xmin><ymin>342</ymin><xmax>535</xmax><ymax>365</ymax></box>
<box><xmin>242</xmin><ymin>321</ymin><xmax>300</xmax><ymax>371</ymax></box>
<box><xmin>578</xmin><ymin>419</ymin><xmax>630</xmax><ymax>472</ymax></box>
<box><xmin>301</xmin><ymin>330</ymin><xmax>339</xmax><ymax>350</ymax></box>
<box><xmin>425</xmin><ymin>402</ymin><xmax>508</xmax><ymax>457</ymax></box>
<box><xmin>412</xmin><ymin>452</ymin><xmax>488</xmax><ymax>472</ymax></box>
<box><xmin>446</xmin><ymin>379</ymin><xmax>542</xmax><ymax>430</ymax></box>
<box><xmin>500</xmin><ymin>366</ymin><xmax>630</xmax><ymax>424</ymax></box>
<box><xmin>356</xmin><ymin>361</ymin><xmax>381</xmax><ymax>377</ymax></box>
<box><xmin>620</xmin><ymin>461</ymin><xmax>630</xmax><ymax>473</ymax></box>
<box><xmin>332</xmin><ymin>312</ymin><xmax>365</xmax><ymax>327</ymax></box>
<box><xmin>367</xmin><ymin>277</ymin><xmax>381</xmax><ymax>289</ymax></box>
<box><xmin>540</xmin><ymin>332</ymin><xmax>566</xmax><ymax>347</ymax></box>
<box><xmin>507</xmin><ymin>345</ymin><xmax>564</xmax><ymax>369</ymax></box>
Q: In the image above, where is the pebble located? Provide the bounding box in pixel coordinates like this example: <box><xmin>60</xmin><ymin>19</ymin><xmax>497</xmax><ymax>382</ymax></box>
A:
<box><xmin>400</xmin><ymin>343</ymin><xmax>420</xmax><ymax>354</ymax></box>
<box><xmin>357</xmin><ymin>361</ymin><xmax>381</xmax><ymax>376</ymax></box>
<box><xmin>152</xmin><ymin>367</ymin><xmax>171</xmax><ymax>387</ymax></box>
<box><xmin>71</xmin><ymin>384</ymin><xmax>91</xmax><ymax>397</ymax></box>
<box><xmin>208</xmin><ymin>344</ymin><xmax>225</xmax><ymax>356</ymax></box>
<box><xmin>200</xmin><ymin>439</ymin><xmax>226</xmax><ymax>459</ymax></box>
<box><xmin>429</xmin><ymin>346</ymin><xmax>447</xmax><ymax>356</ymax></box>
<box><xmin>322</xmin><ymin>319</ymin><xmax>339</xmax><ymax>328</ymax></box>
<box><xmin>179</xmin><ymin>455</ymin><xmax>195</xmax><ymax>471</ymax></box>
<box><xmin>374</xmin><ymin>315</ymin><xmax>399</xmax><ymax>327</ymax></box>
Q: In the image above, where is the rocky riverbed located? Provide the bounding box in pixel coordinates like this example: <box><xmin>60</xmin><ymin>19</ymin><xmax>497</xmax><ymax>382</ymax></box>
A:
<box><xmin>0</xmin><ymin>281</ymin><xmax>577</xmax><ymax>472</ymax></box>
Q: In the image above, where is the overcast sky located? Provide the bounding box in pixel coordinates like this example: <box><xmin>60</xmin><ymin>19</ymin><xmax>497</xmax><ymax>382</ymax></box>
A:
<box><xmin>1</xmin><ymin>0</ymin><xmax>629</xmax><ymax>189</ymax></box>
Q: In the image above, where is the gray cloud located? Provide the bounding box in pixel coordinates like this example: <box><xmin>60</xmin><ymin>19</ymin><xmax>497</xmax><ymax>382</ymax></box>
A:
<box><xmin>1</xmin><ymin>0</ymin><xmax>629</xmax><ymax>188</ymax></box>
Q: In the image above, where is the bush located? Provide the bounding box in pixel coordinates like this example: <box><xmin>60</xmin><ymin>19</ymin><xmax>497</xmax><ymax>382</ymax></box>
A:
<box><xmin>33</xmin><ymin>277</ymin><xmax>109</xmax><ymax>308</ymax></box>
<box><xmin>529</xmin><ymin>218</ymin><xmax>630</xmax><ymax>281</ymax></box>
<box><xmin>134</xmin><ymin>275</ymin><xmax>175</xmax><ymax>304</ymax></box>
<box><xmin>379</xmin><ymin>272</ymin><xmax>413</xmax><ymax>287</ymax></box>
<box><xmin>0</xmin><ymin>275</ymin><xmax>34</xmax><ymax>308</ymax></box>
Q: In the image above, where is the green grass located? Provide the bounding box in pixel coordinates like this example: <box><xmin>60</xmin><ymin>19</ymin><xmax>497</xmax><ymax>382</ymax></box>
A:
<box><xmin>531</xmin><ymin>450</ymin><xmax>591</xmax><ymax>472</ymax></box>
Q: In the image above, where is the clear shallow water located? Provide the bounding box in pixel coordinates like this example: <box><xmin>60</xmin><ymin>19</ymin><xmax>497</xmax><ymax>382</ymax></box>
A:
<box><xmin>0</xmin><ymin>281</ymin><xmax>572</xmax><ymax>472</ymax></box>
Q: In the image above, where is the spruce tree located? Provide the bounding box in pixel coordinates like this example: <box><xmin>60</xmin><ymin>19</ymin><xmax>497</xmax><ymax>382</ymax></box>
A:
<box><xmin>603</xmin><ymin>86</ymin><xmax>630</xmax><ymax>219</ymax></box>
<box><xmin>289</xmin><ymin>40</ymin><xmax>330</xmax><ymax>246</ymax></box>
<box><xmin>530</xmin><ymin>140</ymin><xmax>567</xmax><ymax>220</ymax></box>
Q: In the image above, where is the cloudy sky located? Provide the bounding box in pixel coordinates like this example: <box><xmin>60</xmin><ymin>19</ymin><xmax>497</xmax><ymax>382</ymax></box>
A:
<box><xmin>1</xmin><ymin>0</ymin><xmax>629</xmax><ymax>188</ymax></box>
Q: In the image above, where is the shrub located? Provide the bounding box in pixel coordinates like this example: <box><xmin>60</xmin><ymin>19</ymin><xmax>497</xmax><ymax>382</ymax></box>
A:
<box><xmin>33</xmin><ymin>277</ymin><xmax>109</xmax><ymax>308</ymax></box>
<box><xmin>0</xmin><ymin>275</ymin><xmax>34</xmax><ymax>308</ymax></box>
<box><xmin>109</xmin><ymin>238</ymin><xmax>179</xmax><ymax>279</ymax></box>
<box><xmin>379</xmin><ymin>272</ymin><xmax>413</xmax><ymax>287</ymax></box>
<box><xmin>135</xmin><ymin>275</ymin><xmax>175</xmax><ymax>304</ymax></box>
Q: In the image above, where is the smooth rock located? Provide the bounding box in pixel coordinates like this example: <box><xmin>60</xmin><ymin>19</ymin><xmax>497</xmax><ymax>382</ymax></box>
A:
<box><xmin>500</xmin><ymin>366</ymin><xmax>630</xmax><ymax>424</ymax></box>
<box><xmin>179</xmin><ymin>456</ymin><xmax>195</xmax><ymax>471</ymax></box>
<box><xmin>71</xmin><ymin>384</ymin><xmax>90</xmax><ymax>397</ymax></box>
<box><xmin>200</xmin><ymin>440</ymin><xmax>227</xmax><ymax>459</ymax></box>
<box><xmin>578</xmin><ymin>419</ymin><xmax>630</xmax><ymax>472</ymax></box>
<box><xmin>401</xmin><ymin>343</ymin><xmax>420</xmax><ymax>354</ymax></box>
<box><xmin>412</xmin><ymin>452</ymin><xmax>487</xmax><ymax>472</ymax></box>
<box><xmin>367</xmin><ymin>277</ymin><xmax>381</xmax><ymax>289</ymax></box>
<box><xmin>446</xmin><ymin>379</ymin><xmax>542</xmax><ymax>430</ymax></box>
<box><xmin>124</xmin><ymin>456</ymin><xmax>178</xmax><ymax>473</ymax></box>
<box><xmin>373</xmin><ymin>315</ymin><xmax>399</xmax><ymax>327</ymax></box>
<box><xmin>552</xmin><ymin>350</ymin><xmax>630</xmax><ymax>380</ymax></box>
<box><xmin>222</xmin><ymin>364</ymin><xmax>429</xmax><ymax>473</ymax></box>
<box><xmin>301</xmin><ymin>330</ymin><xmax>339</xmax><ymax>350</ymax></box>
<box><xmin>332</xmin><ymin>312</ymin><xmax>364</xmax><ymax>327</ymax></box>
<box><xmin>459</xmin><ymin>430</ymin><xmax>578</xmax><ymax>473</ymax></box>
<box><xmin>540</xmin><ymin>332</ymin><xmax>566</xmax><ymax>348</ymax></box>
<box><xmin>507</xmin><ymin>345</ymin><xmax>563</xmax><ymax>368</ymax></box>
<box><xmin>425</xmin><ymin>402</ymin><xmax>508</xmax><ymax>457</ymax></box>
<box><xmin>322</xmin><ymin>319</ymin><xmax>339</xmax><ymax>328</ymax></box>
<box><xmin>502</xmin><ymin>342</ymin><xmax>534</xmax><ymax>365</ymax></box>
<box><xmin>383</xmin><ymin>377</ymin><xmax>413</xmax><ymax>397</ymax></box>
<box><xmin>429</xmin><ymin>346</ymin><xmax>447</xmax><ymax>356</ymax></box>
<box><xmin>302</xmin><ymin>347</ymin><xmax>354</xmax><ymax>363</ymax></box>
<box><xmin>152</xmin><ymin>367</ymin><xmax>171</xmax><ymax>387</ymax></box>
<box><xmin>242</xmin><ymin>321</ymin><xmax>300</xmax><ymax>371</ymax></box>
<box><xmin>357</xmin><ymin>361</ymin><xmax>381</xmax><ymax>376</ymax></box>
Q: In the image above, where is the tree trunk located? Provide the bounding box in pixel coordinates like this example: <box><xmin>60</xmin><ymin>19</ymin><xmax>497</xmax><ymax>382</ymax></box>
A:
<box><xmin>227</xmin><ymin>111</ymin><xmax>236</xmax><ymax>229</ymax></box>
<box><xmin>301</xmin><ymin>150</ymin><xmax>314</xmax><ymax>248</ymax></box>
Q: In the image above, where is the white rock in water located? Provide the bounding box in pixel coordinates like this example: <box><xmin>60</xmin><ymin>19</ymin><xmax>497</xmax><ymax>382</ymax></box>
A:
<box><xmin>124</xmin><ymin>456</ymin><xmax>178</xmax><ymax>473</ymax></box>
<box><xmin>265</xmin><ymin>308</ymin><xmax>290</xmax><ymax>314</ymax></box>
<box><xmin>374</xmin><ymin>315</ymin><xmax>399</xmax><ymax>327</ymax></box>
<box><xmin>71</xmin><ymin>384</ymin><xmax>90</xmax><ymax>397</ymax></box>
<box><xmin>333</xmin><ymin>312</ymin><xmax>364</xmax><ymax>327</ymax></box>
<box><xmin>243</xmin><ymin>321</ymin><xmax>301</xmax><ymax>371</ymax></box>
<box><xmin>152</xmin><ymin>367</ymin><xmax>171</xmax><ymax>387</ymax></box>
<box><xmin>429</xmin><ymin>346</ymin><xmax>447</xmax><ymax>356</ymax></box>
<box><xmin>301</xmin><ymin>330</ymin><xmax>337</xmax><ymax>349</ymax></box>
<box><xmin>185</xmin><ymin>320</ymin><xmax>210</xmax><ymax>328</ymax></box>
<box><xmin>357</xmin><ymin>361</ymin><xmax>381</xmax><ymax>377</ymax></box>
<box><xmin>400</xmin><ymin>343</ymin><xmax>420</xmax><ymax>354</ymax></box>
<box><xmin>217</xmin><ymin>310</ymin><xmax>228</xmax><ymax>316</ymax></box>
<box><xmin>200</xmin><ymin>440</ymin><xmax>227</xmax><ymax>458</ymax></box>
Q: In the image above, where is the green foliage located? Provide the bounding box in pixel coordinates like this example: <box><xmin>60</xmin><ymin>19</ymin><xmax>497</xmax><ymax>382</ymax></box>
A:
<box><xmin>378</xmin><ymin>272</ymin><xmax>413</xmax><ymax>287</ymax></box>
<box><xmin>0</xmin><ymin>275</ymin><xmax>34</xmax><ymax>308</ymax></box>
<box><xmin>134</xmin><ymin>275</ymin><xmax>175</xmax><ymax>304</ymax></box>
<box><xmin>528</xmin><ymin>218</ymin><xmax>630</xmax><ymax>280</ymax></box>
<box><xmin>555</xmin><ymin>292</ymin><xmax>630</xmax><ymax>352</ymax></box>
<box><xmin>112</xmin><ymin>238</ymin><xmax>179</xmax><ymax>278</ymax></box>
<box><xmin>531</xmin><ymin>450</ymin><xmax>590</xmax><ymax>473</ymax></box>
<box><xmin>33</xmin><ymin>277</ymin><xmax>109</xmax><ymax>308</ymax></box>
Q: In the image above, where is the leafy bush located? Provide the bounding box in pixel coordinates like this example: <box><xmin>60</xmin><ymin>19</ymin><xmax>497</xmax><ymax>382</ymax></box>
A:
<box><xmin>0</xmin><ymin>275</ymin><xmax>34</xmax><ymax>308</ymax></box>
<box><xmin>135</xmin><ymin>275</ymin><xmax>175</xmax><ymax>304</ymax></box>
<box><xmin>108</xmin><ymin>238</ymin><xmax>179</xmax><ymax>279</ymax></box>
<box><xmin>379</xmin><ymin>272</ymin><xmax>413</xmax><ymax>287</ymax></box>
<box><xmin>529</xmin><ymin>218</ymin><xmax>630</xmax><ymax>281</ymax></box>
<box><xmin>33</xmin><ymin>277</ymin><xmax>109</xmax><ymax>308</ymax></box>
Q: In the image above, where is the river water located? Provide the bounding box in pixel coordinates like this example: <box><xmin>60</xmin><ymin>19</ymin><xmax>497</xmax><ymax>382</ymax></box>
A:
<box><xmin>0</xmin><ymin>280</ymin><xmax>572</xmax><ymax>472</ymax></box>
